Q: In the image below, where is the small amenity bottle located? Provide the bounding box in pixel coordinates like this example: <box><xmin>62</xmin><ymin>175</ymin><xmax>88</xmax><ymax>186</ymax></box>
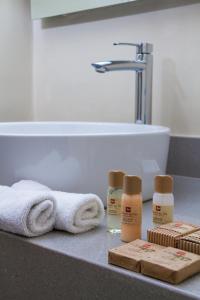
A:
<box><xmin>121</xmin><ymin>175</ymin><xmax>142</xmax><ymax>242</ymax></box>
<box><xmin>152</xmin><ymin>175</ymin><xmax>174</xmax><ymax>226</ymax></box>
<box><xmin>107</xmin><ymin>170</ymin><xmax>125</xmax><ymax>233</ymax></box>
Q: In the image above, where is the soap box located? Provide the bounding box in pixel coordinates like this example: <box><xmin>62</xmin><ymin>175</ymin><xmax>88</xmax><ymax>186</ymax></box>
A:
<box><xmin>141</xmin><ymin>247</ymin><xmax>200</xmax><ymax>284</ymax></box>
<box><xmin>108</xmin><ymin>239</ymin><xmax>165</xmax><ymax>273</ymax></box>
<box><xmin>147</xmin><ymin>222</ymin><xmax>200</xmax><ymax>247</ymax></box>
<box><xmin>178</xmin><ymin>230</ymin><xmax>200</xmax><ymax>255</ymax></box>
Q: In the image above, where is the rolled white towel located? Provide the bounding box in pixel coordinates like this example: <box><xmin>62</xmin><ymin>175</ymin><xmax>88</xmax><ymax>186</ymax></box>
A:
<box><xmin>0</xmin><ymin>186</ymin><xmax>56</xmax><ymax>237</ymax></box>
<box><xmin>12</xmin><ymin>180</ymin><xmax>105</xmax><ymax>234</ymax></box>
<box><xmin>12</xmin><ymin>180</ymin><xmax>51</xmax><ymax>191</ymax></box>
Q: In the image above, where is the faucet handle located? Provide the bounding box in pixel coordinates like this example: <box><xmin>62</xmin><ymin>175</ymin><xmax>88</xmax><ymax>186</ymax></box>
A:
<box><xmin>113</xmin><ymin>42</ymin><xmax>153</xmax><ymax>54</ymax></box>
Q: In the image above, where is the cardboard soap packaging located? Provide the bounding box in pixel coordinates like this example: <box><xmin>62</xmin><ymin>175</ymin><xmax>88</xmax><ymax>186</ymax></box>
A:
<box><xmin>108</xmin><ymin>239</ymin><xmax>165</xmax><ymax>273</ymax></box>
<box><xmin>141</xmin><ymin>247</ymin><xmax>200</xmax><ymax>284</ymax></box>
<box><xmin>147</xmin><ymin>222</ymin><xmax>200</xmax><ymax>247</ymax></box>
<box><xmin>178</xmin><ymin>230</ymin><xmax>200</xmax><ymax>255</ymax></box>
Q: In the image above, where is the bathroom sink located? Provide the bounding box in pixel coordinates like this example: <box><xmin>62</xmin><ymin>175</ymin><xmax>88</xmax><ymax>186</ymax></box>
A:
<box><xmin>0</xmin><ymin>122</ymin><xmax>170</xmax><ymax>204</ymax></box>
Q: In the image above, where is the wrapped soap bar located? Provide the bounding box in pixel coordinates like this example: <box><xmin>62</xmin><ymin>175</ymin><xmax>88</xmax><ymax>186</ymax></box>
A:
<box><xmin>178</xmin><ymin>230</ymin><xmax>200</xmax><ymax>255</ymax></box>
<box><xmin>147</xmin><ymin>222</ymin><xmax>200</xmax><ymax>247</ymax></box>
<box><xmin>141</xmin><ymin>247</ymin><xmax>200</xmax><ymax>284</ymax></box>
<box><xmin>108</xmin><ymin>239</ymin><xmax>165</xmax><ymax>273</ymax></box>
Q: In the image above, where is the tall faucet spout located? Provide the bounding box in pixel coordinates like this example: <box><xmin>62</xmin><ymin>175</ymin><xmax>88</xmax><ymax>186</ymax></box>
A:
<box><xmin>91</xmin><ymin>42</ymin><xmax>153</xmax><ymax>124</ymax></box>
<box><xmin>92</xmin><ymin>60</ymin><xmax>146</xmax><ymax>73</ymax></box>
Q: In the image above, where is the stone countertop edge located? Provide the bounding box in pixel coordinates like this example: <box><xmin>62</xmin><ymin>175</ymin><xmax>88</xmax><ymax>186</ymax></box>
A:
<box><xmin>0</xmin><ymin>230</ymin><xmax>199</xmax><ymax>300</ymax></box>
<box><xmin>1</xmin><ymin>175</ymin><xmax>200</xmax><ymax>300</ymax></box>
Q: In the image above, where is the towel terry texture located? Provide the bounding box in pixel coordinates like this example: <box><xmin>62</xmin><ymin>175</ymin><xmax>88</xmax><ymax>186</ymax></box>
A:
<box><xmin>12</xmin><ymin>180</ymin><xmax>105</xmax><ymax>234</ymax></box>
<box><xmin>0</xmin><ymin>186</ymin><xmax>56</xmax><ymax>237</ymax></box>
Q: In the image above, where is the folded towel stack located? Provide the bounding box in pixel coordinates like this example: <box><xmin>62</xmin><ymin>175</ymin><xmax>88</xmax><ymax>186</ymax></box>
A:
<box><xmin>0</xmin><ymin>186</ymin><xmax>56</xmax><ymax>237</ymax></box>
<box><xmin>12</xmin><ymin>180</ymin><xmax>105</xmax><ymax>234</ymax></box>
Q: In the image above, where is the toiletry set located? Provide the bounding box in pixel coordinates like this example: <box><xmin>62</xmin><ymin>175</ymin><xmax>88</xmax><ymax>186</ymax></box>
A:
<box><xmin>109</xmin><ymin>239</ymin><xmax>200</xmax><ymax>284</ymax></box>
<box><xmin>107</xmin><ymin>171</ymin><xmax>174</xmax><ymax>242</ymax></box>
<box><xmin>107</xmin><ymin>171</ymin><xmax>200</xmax><ymax>284</ymax></box>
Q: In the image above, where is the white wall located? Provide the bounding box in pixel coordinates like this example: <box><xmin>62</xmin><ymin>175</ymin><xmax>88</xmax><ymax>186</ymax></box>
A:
<box><xmin>0</xmin><ymin>0</ymin><xmax>32</xmax><ymax>121</ymax></box>
<box><xmin>0</xmin><ymin>2</ymin><xmax>199</xmax><ymax>135</ymax></box>
<box><xmin>33</xmin><ymin>3</ymin><xmax>200</xmax><ymax>136</ymax></box>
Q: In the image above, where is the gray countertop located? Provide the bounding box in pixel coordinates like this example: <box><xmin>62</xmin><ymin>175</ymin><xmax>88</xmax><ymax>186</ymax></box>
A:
<box><xmin>0</xmin><ymin>175</ymin><xmax>200</xmax><ymax>300</ymax></box>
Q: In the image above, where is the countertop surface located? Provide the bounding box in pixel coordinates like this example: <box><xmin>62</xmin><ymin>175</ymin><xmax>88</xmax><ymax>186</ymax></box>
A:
<box><xmin>1</xmin><ymin>175</ymin><xmax>200</xmax><ymax>300</ymax></box>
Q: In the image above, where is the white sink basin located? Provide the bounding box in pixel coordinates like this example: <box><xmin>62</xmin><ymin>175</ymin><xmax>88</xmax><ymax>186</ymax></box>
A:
<box><xmin>0</xmin><ymin>122</ymin><xmax>170</xmax><ymax>204</ymax></box>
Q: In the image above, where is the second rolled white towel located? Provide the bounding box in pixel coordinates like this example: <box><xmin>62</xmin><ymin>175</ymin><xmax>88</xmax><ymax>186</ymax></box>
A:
<box><xmin>12</xmin><ymin>180</ymin><xmax>105</xmax><ymax>234</ymax></box>
<box><xmin>0</xmin><ymin>186</ymin><xmax>56</xmax><ymax>237</ymax></box>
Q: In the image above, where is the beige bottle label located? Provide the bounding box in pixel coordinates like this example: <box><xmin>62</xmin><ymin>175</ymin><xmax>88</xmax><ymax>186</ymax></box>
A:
<box><xmin>153</xmin><ymin>204</ymin><xmax>173</xmax><ymax>224</ymax></box>
<box><xmin>122</xmin><ymin>204</ymin><xmax>141</xmax><ymax>225</ymax></box>
<box><xmin>107</xmin><ymin>197</ymin><xmax>121</xmax><ymax>215</ymax></box>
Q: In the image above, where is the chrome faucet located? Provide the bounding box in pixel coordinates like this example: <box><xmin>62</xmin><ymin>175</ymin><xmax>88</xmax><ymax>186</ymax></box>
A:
<box><xmin>92</xmin><ymin>42</ymin><xmax>153</xmax><ymax>124</ymax></box>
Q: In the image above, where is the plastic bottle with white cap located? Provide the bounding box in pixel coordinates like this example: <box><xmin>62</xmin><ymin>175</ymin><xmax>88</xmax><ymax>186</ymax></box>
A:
<box><xmin>152</xmin><ymin>175</ymin><xmax>174</xmax><ymax>226</ymax></box>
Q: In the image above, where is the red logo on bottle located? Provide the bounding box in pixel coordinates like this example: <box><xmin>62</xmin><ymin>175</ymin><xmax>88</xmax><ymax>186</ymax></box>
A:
<box><xmin>126</xmin><ymin>207</ymin><xmax>131</xmax><ymax>213</ymax></box>
<box><xmin>156</xmin><ymin>206</ymin><xmax>161</xmax><ymax>211</ymax></box>
<box><xmin>111</xmin><ymin>199</ymin><xmax>115</xmax><ymax>204</ymax></box>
